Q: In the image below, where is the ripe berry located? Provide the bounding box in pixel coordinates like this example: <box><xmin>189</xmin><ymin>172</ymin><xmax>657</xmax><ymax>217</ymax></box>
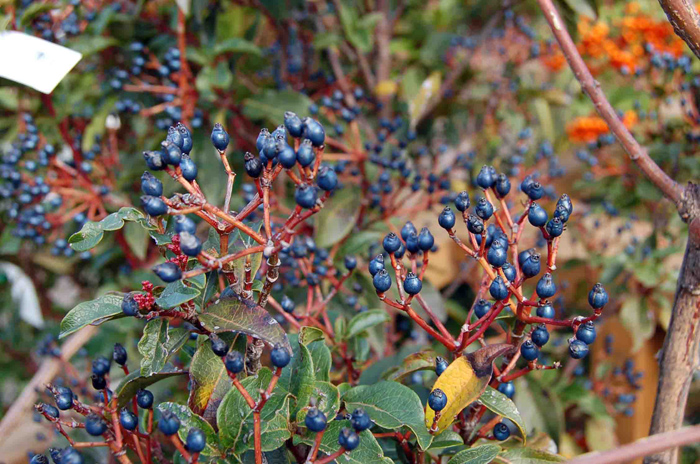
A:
<box><xmin>528</xmin><ymin>203</ymin><xmax>548</xmax><ymax>227</ymax></box>
<box><xmin>372</xmin><ymin>269</ymin><xmax>392</xmax><ymax>293</ymax></box>
<box><xmin>495</xmin><ymin>174</ymin><xmax>511</xmax><ymax>198</ymax></box>
<box><xmin>284</xmin><ymin>111</ymin><xmax>303</xmax><ymax>138</ymax></box>
<box><xmin>30</xmin><ymin>455</ymin><xmax>49</xmax><ymax>464</ymax></box>
<box><xmin>576</xmin><ymin>321</ymin><xmax>597</xmax><ymax>345</ymax></box>
<box><xmin>162</xmin><ymin>141</ymin><xmax>182</xmax><ymax>166</ymax></box>
<box><xmin>113</xmin><ymin>343</ymin><xmax>127</xmax><ymax>366</ymax></box>
<box><xmin>55</xmin><ymin>392</ymin><xmax>73</xmax><ymax>410</ymax></box>
<box><xmin>210</xmin><ymin>123</ymin><xmax>230</xmax><ymax>151</ymax></box>
<box><xmin>368</xmin><ymin>254</ymin><xmax>384</xmax><ymax>276</ymax></box>
<box><xmin>180</xmin><ymin>154</ymin><xmax>198</xmax><ymax>181</ymax></box>
<box><xmin>350</xmin><ymin>408</ymin><xmax>372</xmax><ymax>431</ymax></box>
<box><xmin>466</xmin><ymin>214</ymin><xmax>484</xmax><ymax>234</ymax></box>
<box><xmin>520</xmin><ymin>340</ymin><xmax>539</xmax><ymax>361</ymax></box>
<box><xmin>474</xmin><ymin>299</ymin><xmax>491</xmax><ymax>318</ymax></box>
<box><xmin>497</xmin><ymin>382</ymin><xmax>515</xmax><ymax>398</ymax></box>
<box><xmin>588</xmin><ymin>283</ymin><xmax>608</xmax><ymax>309</ymax></box>
<box><xmin>302</xmin><ymin>118</ymin><xmax>325</xmax><ymax>146</ymax></box>
<box><xmin>222</xmin><ymin>350</ymin><xmax>244</xmax><ymax>374</ymax></box>
<box><xmin>344</xmin><ymin>255</ymin><xmax>357</xmax><ymax>271</ymax></box>
<box><xmin>137</xmin><ymin>389</ymin><xmax>154</xmax><ymax>409</ymax></box>
<box><xmin>493</xmin><ymin>422</ymin><xmax>511</xmax><ymax>440</ymax></box>
<box><xmin>281</xmin><ymin>295</ymin><xmax>296</xmax><ymax>313</ymax></box>
<box><xmin>521</xmin><ymin>253</ymin><xmax>541</xmax><ymax>278</ymax></box>
<box><xmin>401</xmin><ymin>222</ymin><xmax>417</xmax><ymax>241</ymax></box>
<box><xmin>270</xmin><ymin>344</ymin><xmax>291</xmax><ymax>368</ymax></box>
<box><xmin>383</xmin><ymin>232</ymin><xmax>401</xmax><ymax>254</ymax></box>
<box><xmin>42</xmin><ymin>403</ymin><xmax>60</xmax><ymax>419</ymax></box>
<box><xmin>153</xmin><ymin>262</ymin><xmax>182</xmax><ymax>283</ymax></box>
<box><xmin>527</xmin><ymin>182</ymin><xmax>544</xmax><ymax>200</ymax></box>
<box><xmin>474</xmin><ymin>197</ymin><xmax>494</xmax><ymax>220</ymax></box>
<box><xmin>158</xmin><ymin>410</ymin><xmax>181</xmax><ymax>436</ymax></box>
<box><xmin>119</xmin><ymin>408</ymin><xmax>138</xmax><ymax>431</ymax></box>
<box><xmin>531</xmin><ymin>325</ymin><xmax>550</xmax><ymax>347</ymax></box>
<box><xmin>569</xmin><ymin>339</ymin><xmax>590</xmax><ymax>359</ymax></box>
<box><xmin>418</xmin><ymin>228</ymin><xmax>434</xmax><ymax>251</ymax></box>
<box><xmin>91</xmin><ymin>374</ymin><xmax>106</xmax><ymax>390</ymax></box>
<box><xmin>338</xmin><ymin>427</ymin><xmax>360</xmax><ymax>451</ymax></box>
<box><xmin>305</xmin><ymin>407</ymin><xmax>327</xmax><ymax>432</ymax></box>
<box><xmin>143</xmin><ymin>150</ymin><xmax>167</xmax><ymax>171</ymax></box>
<box><xmin>454</xmin><ymin>191</ymin><xmax>470</xmax><ymax>212</ymax></box>
<box><xmin>487</xmin><ymin>240</ymin><xmax>508</xmax><ymax>268</ymax></box>
<box><xmin>537</xmin><ymin>304</ymin><xmax>555</xmax><ymax>319</ymax></box>
<box><xmin>536</xmin><ymin>273</ymin><xmax>556</xmax><ymax>299</ymax></box>
<box><xmin>179</xmin><ymin>232</ymin><xmax>202</xmax><ymax>257</ymax></box>
<box><xmin>278</xmin><ymin>142</ymin><xmax>297</xmax><ymax>169</ymax></box>
<box><xmin>403</xmin><ymin>272</ymin><xmax>422</xmax><ymax>295</ymax></box>
<box><xmin>476</xmin><ymin>165</ymin><xmax>496</xmax><ymax>189</ymax></box>
<box><xmin>186</xmin><ymin>428</ymin><xmax>207</xmax><ymax>453</ymax></box>
<box><xmin>141</xmin><ymin>172</ymin><xmax>163</xmax><ymax>196</ymax></box>
<box><xmin>121</xmin><ymin>293</ymin><xmax>140</xmax><ymax>316</ymax></box>
<box><xmin>438</xmin><ymin>207</ymin><xmax>456</xmax><ymax>229</ymax></box>
<box><xmin>92</xmin><ymin>356</ymin><xmax>111</xmax><ymax>376</ymax></box>
<box><xmin>405</xmin><ymin>232</ymin><xmax>419</xmax><ymax>253</ymax></box>
<box><xmin>317</xmin><ymin>165</ymin><xmax>338</xmax><ymax>191</ymax></box>
<box><xmin>489</xmin><ymin>276</ymin><xmax>509</xmax><ymax>301</ymax></box>
<box><xmin>141</xmin><ymin>196</ymin><xmax>168</xmax><ymax>217</ymax></box>
<box><xmin>553</xmin><ymin>204</ymin><xmax>571</xmax><ymax>223</ymax></box>
<box><xmin>296</xmin><ymin>140</ymin><xmax>315</xmax><ymax>167</ymax></box>
<box><xmin>428</xmin><ymin>388</ymin><xmax>447</xmax><ymax>411</ymax></box>
<box><xmin>557</xmin><ymin>193</ymin><xmax>573</xmax><ymax>216</ymax></box>
<box><xmin>502</xmin><ymin>262</ymin><xmax>516</xmax><ymax>282</ymax></box>
<box><xmin>85</xmin><ymin>414</ymin><xmax>107</xmax><ymax>436</ymax></box>
<box><xmin>210</xmin><ymin>335</ymin><xmax>229</xmax><ymax>357</ymax></box>
<box><xmin>173</xmin><ymin>215</ymin><xmax>196</xmax><ymax>235</ymax></box>
<box><xmin>295</xmin><ymin>184</ymin><xmax>318</xmax><ymax>209</ymax></box>
<box><xmin>435</xmin><ymin>357</ymin><xmax>448</xmax><ymax>376</ymax></box>
<box><xmin>545</xmin><ymin>217</ymin><xmax>563</xmax><ymax>237</ymax></box>
<box><xmin>244</xmin><ymin>152</ymin><xmax>263</xmax><ymax>178</ymax></box>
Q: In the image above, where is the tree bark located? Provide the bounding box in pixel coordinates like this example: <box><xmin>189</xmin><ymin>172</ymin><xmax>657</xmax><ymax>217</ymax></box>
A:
<box><xmin>657</xmin><ymin>0</ymin><xmax>700</xmax><ymax>60</ymax></box>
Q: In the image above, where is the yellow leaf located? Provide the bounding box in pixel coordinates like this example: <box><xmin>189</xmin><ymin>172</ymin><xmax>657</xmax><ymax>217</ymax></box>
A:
<box><xmin>375</xmin><ymin>80</ymin><xmax>398</xmax><ymax>97</ymax></box>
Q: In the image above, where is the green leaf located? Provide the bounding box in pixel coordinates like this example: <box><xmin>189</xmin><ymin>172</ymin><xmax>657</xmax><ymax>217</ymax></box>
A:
<box><xmin>479</xmin><ymin>387</ymin><xmax>527</xmax><ymax>443</ymax></box>
<box><xmin>213</xmin><ymin>37</ymin><xmax>262</xmax><ymax>56</ymax></box>
<box><xmin>408</xmin><ymin>71</ymin><xmax>442</xmax><ymax>128</ymax></box>
<box><xmin>69</xmin><ymin>207</ymin><xmax>151</xmax><ymax>252</ymax></box>
<box><xmin>68</xmin><ymin>36</ymin><xmax>118</xmax><ymax>55</ymax></box>
<box><xmin>314</xmin><ymin>185</ymin><xmax>362</xmax><ymax>249</ymax></box>
<box><xmin>188</xmin><ymin>333</ymin><xmax>246</xmax><ymax>424</ymax></box>
<box><xmin>242</xmin><ymin>90</ymin><xmax>314</xmax><ymax>126</ymax></box>
<box><xmin>297</xmin><ymin>420</ymin><xmax>393</xmax><ymax>464</ymax></box>
<box><xmin>123</xmin><ymin>222</ymin><xmax>150</xmax><ymax>261</ymax></box>
<box><xmin>289</xmin><ymin>336</ymin><xmax>316</xmax><ymax>419</ymax></box>
<box><xmin>217</xmin><ymin>368</ymin><xmax>292</xmax><ymax>456</ymax></box>
<box><xmin>59</xmin><ymin>293</ymin><xmax>125</xmax><ymax>338</ymax></box>
<box><xmin>447</xmin><ymin>444</ymin><xmax>501</xmax><ymax>464</ymax></box>
<box><xmin>383</xmin><ymin>350</ymin><xmax>438</xmax><ymax>382</ymax></box>
<box><xmin>138</xmin><ymin>319</ymin><xmax>190</xmax><ymax>376</ymax></box>
<box><xmin>199</xmin><ymin>292</ymin><xmax>290</xmax><ymax>351</ymax></box>
<box><xmin>116</xmin><ymin>367</ymin><xmax>187</xmax><ymax>409</ymax></box>
<box><xmin>155</xmin><ymin>281</ymin><xmax>201</xmax><ymax>309</ymax></box>
<box><xmin>429</xmin><ymin>430</ymin><xmax>465</xmax><ymax>450</ymax></box>
<box><xmin>297</xmin><ymin>381</ymin><xmax>341</xmax><ymax>425</ymax></box>
<box><xmin>343</xmin><ymin>381</ymin><xmax>433</xmax><ymax>450</ymax></box>
<box><xmin>345</xmin><ymin>310</ymin><xmax>390</xmax><ymax>340</ymax></box>
<box><xmin>498</xmin><ymin>447</ymin><xmax>565</xmax><ymax>463</ymax></box>
<box><xmin>20</xmin><ymin>3</ymin><xmax>56</xmax><ymax>26</ymax></box>
<box><xmin>158</xmin><ymin>402</ymin><xmax>221</xmax><ymax>457</ymax></box>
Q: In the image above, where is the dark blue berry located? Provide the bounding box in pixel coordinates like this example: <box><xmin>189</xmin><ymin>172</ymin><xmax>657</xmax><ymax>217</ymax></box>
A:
<box><xmin>545</xmin><ymin>217</ymin><xmax>563</xmax><ymax>237</ymax></box>
<box><xmin>502</xmin><ymin>262</ymin><xmax>516</xmax><ymax>282</ymax></box>
<box><xmin>302</xmin><ymin>118</ymin><xmax>325</xmax><ymax>146</ymax></box>
<box><xmin>141</xmin><ymin>196</ymin><xmax>168</xmax><ymax>217</ymax></box>
<box><xmin>520</xmin><ymin>340</ymin><xmax>539</xmax><ymax>361</ymax></box>
<box><xmin>438</xmin><ymin>207</ymin><xmax>456</xmax><ymax>229</ymax></box>
<box><xmin>137</xmin><ymin>389</ymin><xmax>154</xmax><ymax>409</ymax></box>
<box><xmin>113</xmin><ymin>343</ymin><xmax>127</xmax><ymax>366</ymax></box>
<box><xmin>210</xmin><ymin>123</ymin><xmax>230</xmax><ymax>151</ymax></box>
<box><xmin>350</xmin><ymin>408</ymin><xmax>372</xmax><ymax>431</ymax></box>
<box><xmin>305</xmin><ymin>407</ymin><xmax>327</xmax><ymax>432</ymax></box>
<box><xmin>401</xmin><ymin>222</ymin><xmax>417</xmax><ymax>241</ymax></box>
<box><xmin>528</xmin><ymin>203</ymin><xmax>548</xmax><ymax>227</ymax></box>
<box><xmin>296</xmin><ymin>140</ymin><xmax>315</xmax><ymax>167</ymax></box>
<box><xmin>244</xmin><ymin>152</ymin><xmax>263</xmax><ymax>178</ymax></box>
<box><xmin>85</xmin><ymin>414</ymin><xmax>107</xmax><ymax>436</ymax></box>
<box><xmin>344</xmin><ymin>255</ymin><xmax>357</xmax><ymax>271</ymax></box>
<box><xmin>535</xmin><ymin>273</ymin><xmax>556</xmax><ymax>299</ymax></box>
<box><xmin>141</xmin><ymin>172</ymin><xmax>163</xmax><ymax>196</ymax></box>
<box><xmin>92</xmin><ymin>357</ymin><xmax>111</xmax><ymax>376</ymax></box>
<box><xmin>466</xmin><ymin>214</ymin><xmax>484</xmax><ymax>234</ymax></box>
<box><xmin>173</xmin><ymin>215</ymin><xmax>196</xmax><ymax>235</ymax></box>
<box><xmin>284</xmin><ymin>112</ymin><xmax>303</xmax><ymax>138</ymax></box>
<box><xmin>121</xmin><ymin>293</ymin><xmax>139</xmax><ymax>316</ymax></box>
<box><xmin>569</xmin><ymin>339</ymin><xmax>589</xmax><ymax>359</ymax></box>
<box><xmin>489</xmin><ymin>276</ymin><xmax>509</xmax><ymax>300</ymax></box>
<box><xmin>537</xmin><ymin>304</ymin><xmax>555</xmax><ymax>319</ymax></box>
<box><xmin>521</xmin><ymin>253</ymin><xmax>541</xmax><ymax>278</ymax></box>
<box><xmin>91</xmin><ymin>374</ymin><xmax>106</xmax><ymax>390</ymax></box>
<box><xmin>476</xmin><ymin>165</ymin><xmax>496</xmax><ymax>189</ymax></box>
<box><xmin>495</xmin><ymin>174</ymin><xmax>511</xmax><ymax>198</ymax></box>
<box><xmin>368</xmin><ymin>255</ymin><xmax>384</xmax><ymax>276</ymax></box>
<box><xmin>531</xmin><ymin>325</ymin><xmax>550</xmax><ymax>347</ymax></box>
<box><xmin>454</xmin><ymin>191</ymin><xmax>470</xmax><ymax>212</ymax></box>
<box><xmin>576</xmin><ymin>321</ymin><xmax>597</xmax><ymax>345</ymax></box>
<box><xmin>474</xmin><ymin>197</ymin><xmax>494</xmax><ymax>220</ymax></box>
<box><xmin>119</xmin><ymin>408</ymin><xmax>138</xmax><ymax>431</ymax></box>
<box><xmin>588</xmin><ymin>283</ymin><xmax>608</xmax><ymax>309</ymax></box>
<box><xmin>158</xmin><ymin>410</ymin><xmax>181</xmax><ymax>436</ymax></box>
<box><xmin>210</xmin><ymin>335</ymin><xmax>229</xmax><ymax>357</ymax></box>
<box><xmin>186</xmin><ymin>428</ymin><xmax>207</xmax><ymax>453</ymax></box>
<box><xmin>403</xmin><ymin>272</ymin><xmax>422</xmax><ymax>295</ymax></box>
<box><xmin>143</xmin><ymin>150</ymin><xmax>167</xmax><ymax>171</ymax></box>
<box><xmin>270</xmin><ymin>344</ymin><xmax>291</xmax><ymax>368</ymax></box>
<box><xmin>428</xmin><ymin>389</ymin><xmax>447</xmax><ymax>411</ymax></box>
<box><xmin>281</xmin><ymin>295</ymin><xmax>296</xmax><ymax>313</ymax></box>
<box><xmin>153</xmin><ymin>262</ymin><xmax>182</xmax><ymax>283</ymax></box>
<box><xmin>493</xmin><ymin>422</ymin><xmax>510</xmax><ymax>440</ymax></box>
<box><xmin>338</xmin><ymin>427</ymin><xmax>360</xmax><ymax>451</ymax></box>
<box><xmin>435</xmin><ymin>357</ymin><xmax>448</xmax><ymax>376</ymax></box>
<box><xmin>383</xmin><ymin>233</ymin><xmax>401</xmax><ymax>254</ymax></box>
<box><xmin>224</xmin><ymin>351</ymin><xmax>244</xmax><ymax>374</ymax></box>
<box><xmin>180</xmin><ymin>154</ymin><xmax>198</xmax><ymax>181</ymax></box>
<box><xmin>497</xmin><ymin>382</ymin><xmax>515</xmax><ymax>398</ymax></box>
<box><xmin>474</xmin><ymin>299</ymin><xmax>491</xmax><ymax>318</ymax></box>
<box><xmin>373</xmin><ymin>269</ymin><xmax>392</xmax><ymax>293</ymax></box>
<box><xmin>295</xmin><ymin>184</ymin><xmax>317</xmax><ymax>209</ymax></box>
<box><xmin>487</xmin><ymin>240</ymin><xmax>508</xmax><ymax>268</ymax></box>
<box><xmin>417</xmin><ymin>228</ymin><xmax>434</xmax><ymax>251</ymax></box>
<box><xmin>179</xmin><ymin>232</ymin><xmax>202</xmax><ymax>257</ymax></box>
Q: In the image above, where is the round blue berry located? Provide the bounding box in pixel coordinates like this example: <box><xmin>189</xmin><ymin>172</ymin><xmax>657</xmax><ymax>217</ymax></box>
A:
<box><xmin>373</xmin><ymin>269</ymin><xmax>392</xmax><ymax>293</ymax></box>
<box><xmin>210</xmin><ymin>123</ymin><xmax>230</xmax><ymax>151</ymax></box>
<box><xmin>438</xmin><ymin>207</ymin><xmax>456</xmax><ymax>229</ymax></box>
<box><xmin>153</xmin><ymin>262</ymin><xmax>182</xmax><ymax>283</ymax></box>
<box><xmin>569</xmin><ymin>339</ymin><xmax>590</xmax><ymax>359</ymax></box>
<box><xmin>85</xmin><ymin>414</ymin><xmax>107</xmax><ymax>436</ymax></box>
<box><xmin>588</xmin><ymin>283</ymin><xmax>608</xmax><ymax>309</ymax></box>
<box><xmin>403</xmin><ymin>272</ymin><xmax>422</xmax><ymax>295</ymax></box>
<box><xmin>435</xmin><ymin>357</ymin><xmax>448</xmax><ymax>376</ymax></box>
<box><xmin>270</xmin><ymin>344</ymin><xmax>291</xmax><ymax>368</ymax></box>
<box><xmin>528</xmin><ymin>203</ymin><xmax>548</xmax><ymax>227</ymax></box>
<box><xmin>137</xmin><ymin>389</ymin><xmax>154</xmax><ymax>409</ymax></box>
<box><xmin>576</xmin><ymin>321</ymin><xmax>597</xmax><ymax>345</ymax></box>
<box><xmin>489</xmin><ymin>276</ymin><xmax>509</xmax><ymax>301</ymax></box>
<box><xmin>493</xmin><ymin>422</ymin><xmax>511</xmax><ymax>440</ymax></box>
<box><xmin>158</xmin><ymin>410</ymin><xmax>181</xmax><ymax>436</ymax></box>
<box><xmin>350</xmin><ymin>408</ymin><xmax>372</xmax><ymax>431</ymax></box>
<box><xmin>531</xmin><ymin>325</ymin><xmax>550</xmax><ymax>347</ymax></box>
<box><xmin>497</xmin><ymin>382</ymin><xmax>515</xmax><ymax>399</ymax></box>
<box><xmin>520</xmin><ymin>340</ymin><xmax>539</xmax><ymax>361</ymax></box>
<box><xmin>305</xmin><ymin>407</ymin><xmax>327</xmax><ymax>432</ymax></box>
<box><xmin>186</xmin><ymin>428</ymin><xmax>207</xmax><ymax>453</ymax></box>
<box><xmin>224</xmin><ymin>351</ymin><xmax>244</xmax><ymax>374</ymax></box>
<box><xmin>428</xmin><ymin>389</ymin><xmax>447</xmax><ymax>411</ymax></box>
<box><xmin>338</xmin><ymin>427</ymin><xmax>360</xmax><ymax>451</ymax></box>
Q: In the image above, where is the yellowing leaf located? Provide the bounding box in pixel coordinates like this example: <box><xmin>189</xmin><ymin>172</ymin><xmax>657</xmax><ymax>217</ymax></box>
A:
<box><xmin>375</xmin><ymin>79</ymin><xmax>398</xmax><ymax>97</ymax></box>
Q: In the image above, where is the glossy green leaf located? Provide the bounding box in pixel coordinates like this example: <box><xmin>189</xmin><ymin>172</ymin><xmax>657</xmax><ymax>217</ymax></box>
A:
<box><xmin>296</xmin><ymin>381</ymin><xmax>341</xmax><ymax>425</ymax></box>
<box><xmin>198</xmin><ymin>292</ymin><xmax>290</xmax><ymax>352</ymax></box>
<box><xmin>213</xmin><ymin>37</ymin><xmax>262</xmax><ymax>56</ymax></box>
<box><xmin>155</xmin><ymin>280</ymin><xmax>200</xmax><ymax>309</ymax></box>
<box><xmin>116</xmin><ymin>367</ymin><xmax>187</xmax><ymax>409</ymax></box>
<box><xmin>59</xmin><ymin>293</ymin><xmax>125</xmax><ymax>338</ymax></box>
<box><xmin>479</xmin><ymin>387</ymin><xmax>527</xmax><ymax>443</ymax></box>
<box><xmin>289</xmin><ymin>336</ymin><xmax>316</xmax><ymax>419</ymax></box>
<box><xmin>383</xmin><ymin>350</ymin><xmax>438</xmax><ymax>382</ymax></box>
<box><xmin>314</xmin><ymin>185</ymin><xmax>362</xmax><ymax>249</ymax></box>
<box><xmin>447</xmin><ymin>444</ymin><xmax>501</xmax><ymax>464</ymax></box>
<box><xmin>138</xmin><ymin>319</ymin><xmax>189</xmax><ymax>376</ymax></box>
<box><xmin>345</xmin><ymin>310</ymin><xmax>390</xmax><ymax>340</ymax></box>
<box><xmin>69</xmin><ymin>207</ymin><xmax>152</xmax><ymax>252</ymax></box>
<box><xmin>343</xmin><ymin>381</ymin><xmax>433</xmax><ymax>450</ymax></box>
<box><xmin>429</xmin><ymin>430</ymin><xmax>465</xmax><ymax>450</ymax></box>
<box><xmin>158</xmin><ymin>402</ymin><xmax>221</xmax><ymax>457</ymax></box>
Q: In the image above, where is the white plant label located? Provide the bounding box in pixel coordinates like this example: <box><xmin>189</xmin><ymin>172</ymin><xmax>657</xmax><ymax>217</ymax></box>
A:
<box><xmin>0</xmin><ymin>31</ymin><xmax>82</xmax><ymax>94</ymax></box>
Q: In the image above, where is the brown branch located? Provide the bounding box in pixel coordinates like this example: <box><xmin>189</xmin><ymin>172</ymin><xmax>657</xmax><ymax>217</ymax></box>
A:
<box><xmin>657</xmin><ymin>0</ymin><xmax>700</xmax><ymax>60</ymax></box>
<box><xmin>566</xmin><ymin>425</ymin><xmax>700</xmax><ymax>464</ymax></box>
<box><xmin>536</xmin><ymin>2</ymin><xmax>700</xmax><ymax>464</ymax></box>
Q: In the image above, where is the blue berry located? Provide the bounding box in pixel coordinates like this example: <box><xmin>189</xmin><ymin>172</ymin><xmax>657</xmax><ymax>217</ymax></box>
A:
<box><xmin>520</xmin><ymin>340</ymin><xmax>539</xmax><ymax>361</ymax></box>
<box><xmin>55</xmin><ymin>392</ymin><xmax>73</xmax><ymax>411</ymax></box>
<box><xmin>438</xmin><ymin>207</ymin><xmax>456</xmax><ymax>229</ymax></box>
<box><xmin>141</xmin><ymin>172</ymin><xmax>163</xmax><ymax>196</ymax></box>
<box><xmin>489</xmin><ymin>276</ymin><xmax>509</xmax><ymax>300</ymax></box>
<box><xmin>454</xmin><ymin>191</ymin><xmax>470</xmax><ymax>212</ymax></box>
<box><xmin>536</xmin><ymin>304</ymin><xmax>555</xmax><ymax>319</ymax></box>
<box><xmin>536</xmin><ymin>273</ymin><xmax>556</xmax><ymax>299</ymax></box>
<box><xmin>113</xmin><ymin>343</ymin><xmax>127</xmax><ymax>366</ymax></box>
<box><xmin>121</xmin><ymin>293</ymin><xmax>140</xmax><ymax>316</ymax></box>
<box><xmin>474</xmin><ymin>299</ymin><xmax>492</xmax><ymax>318</ymax></box>
<box><xmin>383</xmin><ymin>232</ymin><xmax>401</xmax><ymax>254</ymax></box>
<box><xmin>344</xmin><ymin>255</ymin><xmax>357</xmax><ymax>271</ymax></box>
<box><xmin>210</xmin><ymin>335</ymin><xmax>229</xmax><ymax>357</ymax></box>
<box><xmin>137</xmin><ymin>389</ymin><xmax>154</xmax><ymax>409</ymax></box>
<box><xmin>278</xmin><ymin>142</ymin><xmax>297</xmax><ymax>169</ymax></box>
<box><xmin>91</xmin><ymin>374</ymin><xmax>106</xmax><ymax>390</ymax></box>
<box><xmin>179</xmin><ymin>232</ymin><xmax>202</xmax><ymax>257</ymax></box>
<box><xmin>210</xmin><ymin>123</ymin><xmax>230</xmax><ymax>151</ymax></box>
<box><xmin>284</xmin><ymin>111</ymin><xmax>303</xmax><ymax>138</ymax></box>
<box><xmin>173</xmin><ymin>215</ymin><xmax>196</xmax><ymax>234</ymax></box>
<box><xmin>521</xmin><ymin>253</ymin><xmax>541</xmax><ymax>278</ymax></box>
<box><xmin>92</xmin><ymin>356</ymin><xmax>111</xmax><ymax>376</ymax></box>
<box><xmin>428</xmin><ymin>389</ymin><xmax>447</xmax><ymax>411</ymax></box>
<box><xmin>153</xmin><ymin>262</ymin><xmax>182</xmax><ymax>283</ymax></box>
<box><xmin>368</xmin><ymin>255</ymin><xmax>385</xmax><ymax>276</ymax></box>
<box><xmin>576</xmin><ymin>321</ymin><xmax>597</xmax><ymax>345</ymax></box>
<box><xmin>466</xmin><ymin>214</ymin><xmax>484</xmax><ymax>234</ymax></box>
<box><xmin>295</xmin><ymin>184</ymin><xmax>318</xmax><ymax>209</ymax></box>
<box><xmin>476</xmin><ymin>165</ymin><xmax>496</xmax><ymax>189</ymax></box>
<box><xmin>588</xmin><ymin>283</ymin><xmax>608</xmax><ymax>309</ymax></box>
<box><xmin>224</xmin><ymin>351</ymin><xmax>244</xmax><ymax>374</ymax></box>
<box><xmin>305</xmin><ymin>407</ymin><xmax>327</xmax><ymax>432</ymax></box>
<box><xmin>281</xmin><ymin>295</ymin><xmax>296</xmax><ymax>313</ymax></box>
<box><xmin>85</xmin><ymin>414</ymin><xmax>107</xmax><ymax>436</ymax></box>
<box><xmin>403</xmin><ymin>272</ymin><xmax>422</xmax><ymax>295</ymax></box>
<box><xmin>373</xmin><ymin>269</ymin><xmax>392</xmax><ymax>293</ymax></box>
<box><xmin>162</xmin><ymin>141</ymin><xmax>182</xmax><ymax>166</ymax></box>
<box><xmin>531</xmin><ymin>325</ymin><xmax>550</xmax><ymax>347</ymax></box>
<box><xmin>296</xmin><ymin>140</ymin><xmax>315</xmax><ymax>167</ymax></box>
<box><xmin>527</xmin><ymin>182</ymin><xmax>544</xmax><ymax>200</ymax></box>
<box><xmin>302</xmin><ymin>118</ymin><xmax>325</xmax><ymax>147</ymax></box>
<box><xmin>141</xmin><ymin>196</ymin><xmax>168</xmax><ymax>217</ymax></box>
<box><xmin>186</xmin><ymin>428</ymin><xmax>207</xmax><ymax>453</ymax></box>
<box><xmin>495</xmin><ymin>174</ymin><xmax>511</xmax><ymax>198</ymax></box>
<box><xmin>270</xmin><ymin>344</ymin><xmax>291</xmax><ymax>368</ymax></box>
<box><xmin>528</xmin><ymin>203</ymin><xmax>548</xmax><ymax>227</ymax></box>
<box><xmin>338</xmin><ymin>427</ymin><xmax>360</xmax><ymax>451</ymax></box>
<box><xmin>474</xmin><ymin>197</ymin><xmax>494</xmax><ymax>220</ymax></box>
<box><xmin>502</xmin><ymin>262</ymin><xmax>516</xmax><ymax>282</ymax></box>
<box><xmin>417</xmin><ymin>228</ymin><xmax>434</xmax><ymax>251</ymax></box>
<box><xmin>350</xmin><ymin>408</ymin><xmax>372</xmax><ymax>431</ymax></box>
<box><xmin>487</xmin><ymin>240</ymin><xmax>508</xmax><ymax>268</ymax></box>
<box><xmin>435</xmin><ymin>357</ymin><xmax>448</xmax><ymax>376</ymax></box>
<box><xmin>158</xmin><ymin>410</ymin><xmax>181</xmax><ymax>436</ymax></box>
<box><xmin>545</xmin><ymin>217</ymin><xmax>563</xmax><ymax>237</ymax></box>
<box><xmin>244</xmin><ymin>152</ymin><xmax>263</xmax><ymax>178</ymax></box>
<box><xmin>119</xmin><ymin>408</ymin><xmax>138</xmax><ymax>431</ymax></box>
<box><xmin>493</xmin><ymin>422</ymin><xmax>510</xmax><ymax>440</ymax></box>
<box><xmin>180</xmin><ymin>154</ymin><xmax>198</xmax><ymax>181</ymax></box>
<box><xmin>143</xmin><ymin>150</ymin><xmax>167</xmax><ymax>171</ymax></box>
<box><xmin>497</xmin><ymin>382</ymin><xmax>515</xmax><ymax>398</ymax></box>
<box><xmin>401</xmin><ymin>222</ymin><xmax>417</xmax><ymax>241</ymax></box>
<box><xmin>569</xmin><ymin>339</ymin><xmax>589</xmax><ymax>359</ymax></box>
